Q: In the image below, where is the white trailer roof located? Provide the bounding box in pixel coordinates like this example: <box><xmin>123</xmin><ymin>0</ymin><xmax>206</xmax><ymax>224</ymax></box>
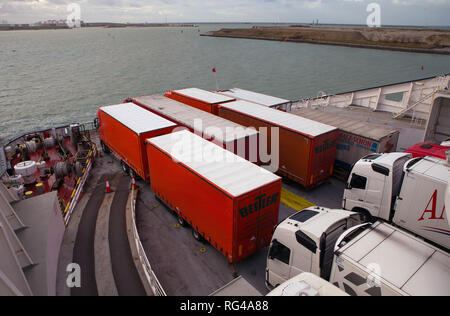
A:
<box><xmin>291</xmin><ymin>108</ymin><xmax>398</xmax><ymax>141</ymax></box>
<box><xmin>147</xmin><ymin>130</ymin><xmax>280</xmax><ymax>197</ymax></box>
<box><xmin>217</xmin><ymin>88</ymin><xmax>290</xmax><ymax>108</ymax></box>
<box><xmin>220</xmin><ymin>101</ymin><xmax>337</xmax><ymax>137</ymax></box>
<box><xmin>133</xmin><ymin>95</ymin><xmax>258</xmax><ymax>143</ymax></box>
<box><xmin>407</xmin><ymin>156</ymin><xmax>449</xmax><ymax>183</ymax></box>
<box><xmin>341</xmin><ymin>222</ymin><xmax>450</xmax><ymax>296</ymax></box>
<box><xmin>100</xmin><ymin>103</ymin><xmax>176</xmax><ymax>135</ymax></box>
<box><xmin>172</xmin><ymin>87</ymin><xmax>235</xmax><ymax>104</ymax></box>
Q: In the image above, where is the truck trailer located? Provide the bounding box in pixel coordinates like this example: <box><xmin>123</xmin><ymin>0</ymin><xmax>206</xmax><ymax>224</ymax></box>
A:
<box><xmin>145</xmin><ymin>130</ymin><xmax>282</xmax><ymax>263</ymax></box>
<box><xmin>97</xmin><ymin>103</ymin><xmax>177</xmax><ymax>181</ymax></box>
<box><xmin>165</xmin><ymin>87</ymin><xmax>235</xmax><ymax>115</ymax></box>
<box><xmin>266</xmin><ymin>206</ymin><xmax>450</xmax><ymax>296</ymax></box>
<box><xmin>130</xmin><ymin>94</ymin><xmax>259</xmax><ymax>162</ymax></box>
<box><xmin>291</xmin><ymin>108</ymin><xmax>399</xmax><ymax>179</ymax></box>
<box><xmin>216</xmin><ymin>88</ymin><xmax>292</xmax><ymax>111</ymax></box>
<box><xmin>343</xmin><ymin>152</ymin><xmax>450</xmax><ymax>250</ymax></box>
<box><xmin>218</xmin><ymin>100</ymin><xmax>339</xmax><ymax>188</ymax></box>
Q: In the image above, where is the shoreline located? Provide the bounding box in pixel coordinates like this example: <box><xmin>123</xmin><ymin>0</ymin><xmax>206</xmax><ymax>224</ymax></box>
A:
<box><xmin>201</xmin><ymin>33</ymin><xmax>450</xmax><ymax>55</ymax></box>
<box><xmin>202</xmin><ymin>26</ymin><xmax>450</xmax><ymax>55</ymax></box>
<box><xmin>0</xmin><ymin>23</ymin><xmax>197</xmax><ymax>32</ymax></box>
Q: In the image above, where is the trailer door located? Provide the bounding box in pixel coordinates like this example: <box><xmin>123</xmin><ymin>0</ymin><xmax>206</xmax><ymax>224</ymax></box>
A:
<box><xmin>236</xmin><ymin>186</ymin><xmax>280</xmax><ymax>261</ymax></box>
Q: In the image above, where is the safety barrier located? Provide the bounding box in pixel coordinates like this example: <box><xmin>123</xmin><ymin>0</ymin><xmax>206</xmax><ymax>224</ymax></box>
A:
<box><xmin>63</xmin><ymin>145</ymin><xmax>97</xmax><ymax>226</ymax></box>
<box><xmin>127</xmin><ymin>187</ymin><xmax>167</xmax><ymax>296</ymax></box>
<box><xmin>0</xmin><ymin>148</ymin><xmax>6</xmax><ymax>179</ymax></box>
<box><xmin>292</xmin><ymin>74</ymin><xmax>450</xmax><ymax>121</ymax></box>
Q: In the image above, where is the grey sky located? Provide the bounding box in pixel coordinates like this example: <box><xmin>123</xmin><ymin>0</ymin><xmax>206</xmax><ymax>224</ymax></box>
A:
<box><xmin>0</xmin><ymin>0</ymin><xmax>449</xmax><ymax>26</ymax></box>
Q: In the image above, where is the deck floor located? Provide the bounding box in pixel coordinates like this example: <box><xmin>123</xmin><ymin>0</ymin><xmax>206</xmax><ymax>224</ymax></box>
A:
<box><xmin>135</xmin><ymin>175</ymin><xmax>345</xmax><ymax>295</ymax></box>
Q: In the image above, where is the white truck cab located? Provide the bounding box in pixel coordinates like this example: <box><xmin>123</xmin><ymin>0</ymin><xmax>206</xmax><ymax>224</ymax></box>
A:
<box><xmin>266</xmin><ymin>207</ymin><xmax>450</xmax><ymax>296</ymax></box>
<box><xmin>343</xmin><ymin>152</ymin><xmax>450</xmax><ymax>250</ymax></box>
<box><xmin>266</xmin><ymin>206</ymin><xmax>362</xmax><ymax>288</ymax></box>
<box><xmin>266</xmin><ymin>272</ymin><xmax>348</xmax><ymax>296</ymax></box>
<box><xmin>342</xmin><ymin>152</ymin><xmax>411</xmax><ymax>221</ymax></box>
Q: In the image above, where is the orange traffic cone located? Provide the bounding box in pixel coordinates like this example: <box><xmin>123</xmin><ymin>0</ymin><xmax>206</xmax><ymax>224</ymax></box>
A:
<box><xmin>105</xmin><ymin>178</ymin><xmax>111</xmax><ymax>193</ymax></box>
<box><xmin>131</xmin><ymin>175</ymin><xmax>136</xmax><ymax>190</ymax></box>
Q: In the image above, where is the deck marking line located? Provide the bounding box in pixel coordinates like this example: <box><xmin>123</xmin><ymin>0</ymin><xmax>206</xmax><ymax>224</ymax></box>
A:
<box><xmin>280</xmin><ymin>187</ymin><xmax>315</xmax><ymax>211</ymax></box>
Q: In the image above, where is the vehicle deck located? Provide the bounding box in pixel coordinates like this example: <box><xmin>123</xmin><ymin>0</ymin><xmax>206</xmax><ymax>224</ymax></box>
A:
<box><xmin>135</xmin><ymin>167</ymin><xmax>345</xmax><ymax>295</ymax></box>
<box><xmin>57</xmin><ymin>132</ymin><xmax>345</xmax><ymax>296</ymax></box>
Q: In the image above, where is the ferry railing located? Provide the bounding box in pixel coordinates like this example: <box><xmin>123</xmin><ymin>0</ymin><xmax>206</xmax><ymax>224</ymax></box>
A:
<box><xmin>63</xmin><ymin>144</ymin><xmax>97</xmax><ymax>226</ymax></box>
<box><xmin>0</xmin><ymin>148</ymin><xmax>7</xmax><ymax>178</ymax></box>
<box><xmin>128</xmin><ymin>187</ymin><xmax>167</xmax><ymax>296</ymax></box>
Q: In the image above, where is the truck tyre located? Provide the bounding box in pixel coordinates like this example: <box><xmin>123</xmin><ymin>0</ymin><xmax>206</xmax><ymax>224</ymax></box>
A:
<box><xmin>101</xmin><ymin>141</ymin><xmax>110</xmax><ymax>154</ymax></box>
<box><xmin>177</xmin><ymin>215</ymin><xmax>187</xmax><ymax>227</ymax></box>
<box><xmin>192</xmin><ymin>229</ymin><xmax>204</xmax><ymax>242</ymax></box>
<box><xmin>121</xmin><ymin>161</ymin><xmax>129</xmax><ymax>174</ymax></box>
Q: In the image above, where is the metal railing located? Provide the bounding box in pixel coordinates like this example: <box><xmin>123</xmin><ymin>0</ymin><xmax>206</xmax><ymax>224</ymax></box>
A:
<box><xmin>63</xmin><ymin>145</ymin><xmax>97</xmax><ymax>226</ymax></box>
<box><xmin>128</xmin><ymin>188</ymin><xmax>167</xmax><ymax>296</ymax></box>
<box><xmin>0</xmin><ymin>148</ymin><xmax>7</xmax><ymax>179</ymax></box>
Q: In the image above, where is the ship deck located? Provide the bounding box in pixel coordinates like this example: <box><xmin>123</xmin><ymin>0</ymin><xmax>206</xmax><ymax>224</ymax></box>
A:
<box><xmin>55</xmin><ymin>132</ymin><xmax>346</xmax><ymax>296</ymax></box>
<box><xmin>135</xmin><ymin>176</ymin><xmax>345</xmax><ymax>295</ymax></box>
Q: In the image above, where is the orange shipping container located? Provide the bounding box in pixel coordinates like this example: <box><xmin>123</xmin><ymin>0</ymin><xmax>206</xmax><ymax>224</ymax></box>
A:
<box><xmin>165</xmin><ymin>87</ymin><xmax>235</xmax><ymax>115</ymax></box>
<box><xmin>218</xmin><ymin>100</ymin><xmax>339</xmax><ymax>188</ymax></box>
<box><xmin>97</xmin><ymin>103</ymin><xmax>177</xmax><ymax>180</ymax></box>
<box><xmin>131</xmin><ymin>94</ymin><xmax>259</xmax><ymax>163</ymax></box>
<box><xmin>146</xmin><ymin>130</ymin><xmax>282</xmax><ymax>263</ymax></box>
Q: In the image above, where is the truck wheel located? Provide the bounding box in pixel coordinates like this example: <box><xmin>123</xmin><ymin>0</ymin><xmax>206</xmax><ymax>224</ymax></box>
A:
<box><xmin>177</xmin><ymin>215</ymin><xmax>187</xmax><ymax>227</ymax></box>
<box><xmin>101</xmin><ymin>141</ymin><xmax>110</xmax><ymax>154</ymax></box>
<box><xmin>121</xmin><ymin>161</ymin><xmax>129</xmax><ymax>174</ymax></box>
<box><xmin>192</xmin><ymin>229</ymin><xmax>204</xmax><ymax>242</ymax></box>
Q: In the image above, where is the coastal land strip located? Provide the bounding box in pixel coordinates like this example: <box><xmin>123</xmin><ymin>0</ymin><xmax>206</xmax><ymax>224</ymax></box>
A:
<box><xmin>0</xmin><ymin>23</ymin><xmax>197</xmax><ymax>31</ymax></box>
<box><xmin>201</xmin><ymin>26</ymin><xmax>450</xmax><ymax>55</ymax></box>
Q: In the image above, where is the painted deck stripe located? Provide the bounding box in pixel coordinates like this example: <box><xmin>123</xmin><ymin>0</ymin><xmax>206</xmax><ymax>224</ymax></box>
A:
<box><xmin>280</xmin><ymin>187</ymin><xmax>315</xmax><ymax>211</ymax></box>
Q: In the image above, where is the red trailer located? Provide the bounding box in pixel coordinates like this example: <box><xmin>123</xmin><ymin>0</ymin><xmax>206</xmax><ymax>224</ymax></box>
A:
<box><xmin>405</xmin><ymin>142</ymin><xmax>450</xmax><ymax>160</ymax></box>
<box><xmin>97</xmin><ymin>103</ymin><xmax>177</xmax><ymax>180</ymax></box>
<box><xmin>131</xmin><ymin>94</ymin><xmax>259</xmax><ymax>163</ymax></box>
<box><xmin>218</xmin><ymin>100</ymin><xmax>339</xmax><ymax>189</ymax></box>
<box><xmin>146</xmin><ymin>130</ymin><xmax>282</xmax><ymax>263</ymax></box>
<box><xmin>165</xmin><ymin>87</ymin><xmax>235</xmax><ymax>115</ymax></box>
